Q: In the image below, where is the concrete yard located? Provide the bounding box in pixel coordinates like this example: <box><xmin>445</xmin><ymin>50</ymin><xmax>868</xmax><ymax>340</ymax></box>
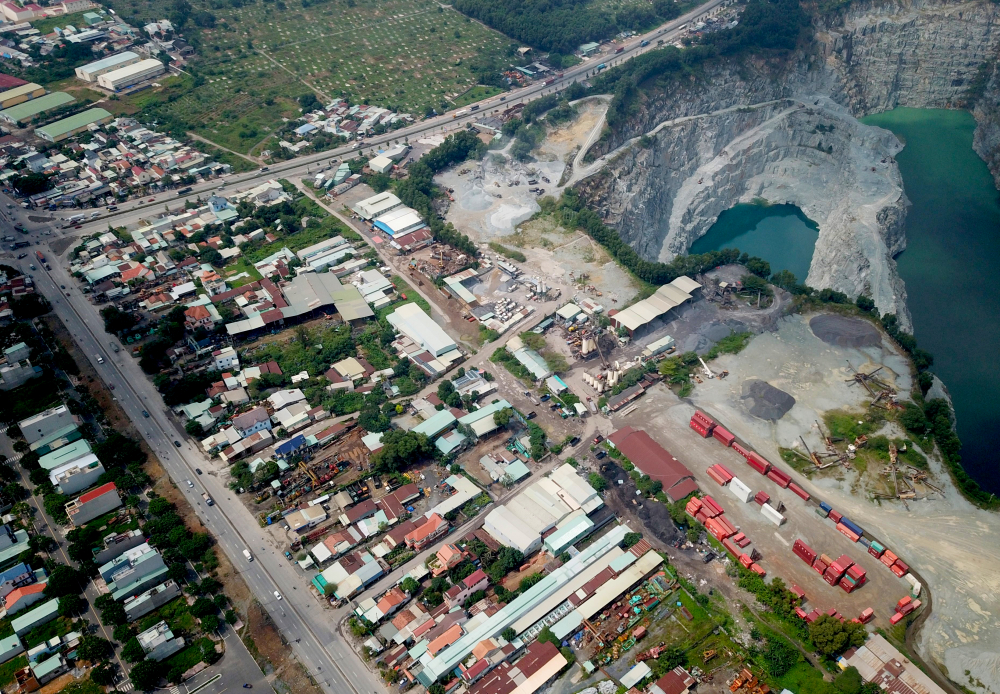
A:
<box><xmin>623</xmin><ymin>312</ymin><xmax>1000</xmax><ymax>688</ymax></box>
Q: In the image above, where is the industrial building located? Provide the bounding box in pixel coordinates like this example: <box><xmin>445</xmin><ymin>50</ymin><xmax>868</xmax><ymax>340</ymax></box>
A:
<box><xmin>483</xmin><ymin>464</ymin><xmax>603</xmax><ymax>555</ymax></box>
<box><xmin>0</xmin><ymin>83</ymin><xmax>44</xmax><ymax>110</ymax></box>
<box><xmin>841</xmin><ymin>634</ymin><xmax>946</xmax><ymax>694</ymax></box>
<box><xmin>11</xmin><ymin>598</ymin><xmax>58</xmax><ymax>636</ymax></box>
<box><xmin>96</xmin><ymin>58</ymin><xmax>165</xmax><ymax>91</ymax></box>
<box><xmin>373</xmin><ymin>206</ymin><xmax>426</xmax><ymax>238</ymax></box>
<box><xmin>0</xmin><ymin>92</ymin><xmax>75</xmax><ymax>126</ymax></box>
<box><xmin>609</xmin><ymin>275</ymin><xmax>701</xmax><ymax>335</ymax></box>
<box><xmin>35</xmin><ymin>108</ymin><xmax>113</xmax><ymax>142</ymax></box>
<box><xmin>387</xmin><ymin>302</ymin><xmax>457</xmax><ymax>357</ymax></box>
<box><xmin>75</xmin><ymin>51</ymin><xmax>141</xmax><ymax>82</ymax></box>
<box><xmin>411</xmin><ymin>525</ymin><xmax>658</xmax><ymax>687</ymax></box>
<box><xmin>354</xmin><ymin>191</ymin><xmax>402</xmax><ymax>220</ymax></box>
<box><xmin>607</xmin><ymin>426</ymin><xmax>700</xmax><ymax>502</ymax></box>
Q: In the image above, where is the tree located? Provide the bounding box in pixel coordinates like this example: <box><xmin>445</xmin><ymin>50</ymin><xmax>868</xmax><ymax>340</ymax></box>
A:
<box><xmin>76</xmin><ymin>635</ymin><xmax>113</xmax><ymax>662</ymax></box>
<box><xmin>501</xmin><ymin>627</ymin><xmax>517</xmax><ymax>642</ymax></box>
<box><xmin>91</xmin><ymin>662</ymin><xmax>118</xmax><ymax>686</ymax></box>
<box><xmin>587</xmin><ymin>472</ymin><xmax>607</xmax><ymax>492</ymax></box>
<box><xmin>122</xmin><ymin>637</ymin><xmax>148</xmax><ymax>664</ymax></box>
<box><xmin>58</xmin><ymin>593</ymin><xmax>87</xmax><ymax>618</ymax></box>
<box><xmin>835</xmin><ymin>666</ymin><xmax>864</xmax><ymax>694</ymax></box>
<box><xmin>185</xmin><ymin>420</ymin><xmax>204</xmax><ymax>437</ymax></box>
<box><xmin>44</xmin><ymin>565</ymin><xmax>85</xmax><ymax>598</ymax></box>
<box><xmin>100</xmin><ymin>601</ymin><xmax>128</xmax><ymax>626</ymax></box>
<box><xmin>371</xmin><ymin>430</ymin><xmax>433</xmax><ymax>473</ymax></box>
<box><xmin>113</xmin><ymin>624</ymin><xmax>136</xmax><ymax>642</ymax></box>
<box><xmin>808</xmin><ymin>615</ymin><xmax>866</xmax><ymax>656</ymax></box>
<box><xmin>401</xmin><ymin>577</ymin><xmax>420</xmax><ymax>594</ymax></box>
<box><xmin>762</xmin><ymin>636</ymin><xmax>799</xmax><ymax>677</ymax></box>
<box><xmin>129</xmin><ymin>660</ymin><xmax>163</xmax><ymax>691</ymax></box>
<box><xmin>537</xmin><ymin>626</ymin><xmax>558</xmax><ymax>646</ymax></box>
<box><xmin>28</xmin><ymin>534</ymin><xmax>56</xmax><ymax>553</ymax></box>
<box><xmin>493</xmin><ymin>407</ymin><xmax>513</xmax><ymax>428</ymax></box>
<box><xmin>12</xmin><ymin>172</ymin><xmax>50</xmax><ymax>196</ymax></box>
<box><xmin>168</xmin><ymin>563</ymin><xmax>188</xmax><ymax>583</ymax></box>
<box><xmin>201</xmin><ymin>614</ymin><xmax>221</xmax><ymax>632</ymax></box>
<box><xmin>148</xmin><ymin>497</ymin><xmax>174</xmax><ymax>516</ymax></box>
<box><xmin>621</xmin><ymin>532</ymin><xmax>642</xmax><ymax>548</ymax></box>
<box><xmin>191</xmin><ymin>596</ymin><xmax>216</xmax><ymax>618</ymax></box>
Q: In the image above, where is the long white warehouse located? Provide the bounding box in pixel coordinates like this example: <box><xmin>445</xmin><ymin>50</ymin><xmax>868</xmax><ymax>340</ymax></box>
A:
<box><xmin>386</xmin><ymin>302</ymin><xmax>456</xmax><ymax>357</ymax></box>
<box><xmin>75</xmin><ymin>51</ymin><xmax>141</xmax><ymax>82</ymax></box>
<box><xmin>97</xmin><ymin>59</ymin><xmax>165</xmax><ymax>92</ymax></box>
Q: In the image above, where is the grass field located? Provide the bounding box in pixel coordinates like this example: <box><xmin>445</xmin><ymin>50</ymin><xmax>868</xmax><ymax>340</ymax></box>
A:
<box><xmin>102</xmin><ymin>0</ymin><xmax>518</xmax><ymax>154</ymax></box>
<box><xmin>30</xmin><ymin>11</ymin><xmax>95</xmax><ymax>35</ymax></box>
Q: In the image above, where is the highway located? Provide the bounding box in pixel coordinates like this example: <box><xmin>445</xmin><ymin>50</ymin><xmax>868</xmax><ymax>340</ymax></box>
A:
<box><xmin>0</xmin><ymin>3</ymin><xmax>731</xmax><ymax>691</ymax></box>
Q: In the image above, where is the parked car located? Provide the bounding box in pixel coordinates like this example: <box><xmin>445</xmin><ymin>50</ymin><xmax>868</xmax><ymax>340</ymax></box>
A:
<box><xmin>196</xmin><ymin>468</ymin><xmax>202</xmax><ymax>475</ymax></box>
<box><xmin>595</xmin><ymin>451</ymin><xmax>607</xmax><ymax>460</ymax></box>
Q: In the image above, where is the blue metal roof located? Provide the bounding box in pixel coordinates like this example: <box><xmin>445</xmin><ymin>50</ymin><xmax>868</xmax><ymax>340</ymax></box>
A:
<box><xmin>276</xmin><ymin>434</ymin><xmax>307</xmax><ymax>456</ymax></box>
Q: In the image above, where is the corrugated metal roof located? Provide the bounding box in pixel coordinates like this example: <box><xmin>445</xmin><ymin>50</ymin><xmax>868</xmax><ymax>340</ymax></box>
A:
<box><xmin>36</xmin><ymin>107</ymin><xmax>111</xmax><ymax>139</ymax></box>
<box><xmin>0</xmin><ymin>91</ymin><xmax>74</xmax><ymax>123</ymax></box>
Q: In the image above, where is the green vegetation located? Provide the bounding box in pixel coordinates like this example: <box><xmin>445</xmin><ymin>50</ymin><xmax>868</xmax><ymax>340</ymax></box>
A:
<box><xmin>488</xmin><ymin>242</ymin><xmax>526</xmax><ymax>263</ymax></box>
<box><xmin>0</xmin><ymin>656</ymin><xmax>27</xmax><ymax>688</ymax></box>
<box><xmin>705</xmin><ymin>331</ymin><xmax>753</xmax><ymax>360</ymax></box>
<box><xmin>371</xmin><ymin>430</ymin><xmax>434</xmax><ymax>473</ymax></box>
<box><xmin>101</xmin><ymin>0</ymin><xmax>517</xmax><ymax>155</ymax></box>
<box><xmin>491</xmin><ymin>346</ymin><xmax>533</xmax><ymax>383</ymax></box>
<box><xmin>453</xmin><ymin>0</ymin><xmax>687</xmax><ymax>53</ymax></box>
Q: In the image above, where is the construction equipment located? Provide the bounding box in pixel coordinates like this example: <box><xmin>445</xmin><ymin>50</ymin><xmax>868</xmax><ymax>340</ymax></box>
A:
<box><xmin>702</xmin><ymin>649</ymin><xmax>717</xmax><ymax>662</ymax></box>
<box><xmin>299</xmin><ymin>460</ymin><xmax>319</xmax><ymax>486</ymax></box>
<box><xmin>635</xmin><ymin>643</ymin><xmax>667</xmax><ymax>662</ymax></box>
<box><xmin>846</xmin><ymin>361</ymin><xmax>897</xmax><ymax>407</ymax></box>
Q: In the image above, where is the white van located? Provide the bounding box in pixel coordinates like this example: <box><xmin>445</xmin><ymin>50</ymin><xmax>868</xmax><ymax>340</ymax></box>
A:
<box><xmin>95</xmin><ymin>354</ymin><xmax>104</xmax><ymax>364</ymax></box>
<box><xmin>243</xmin><ymin>549</ymin><xmax>253</xmax><ymax>562</ymax></box>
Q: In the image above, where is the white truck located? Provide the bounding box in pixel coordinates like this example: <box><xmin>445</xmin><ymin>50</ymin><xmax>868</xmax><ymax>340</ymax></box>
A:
<box><xmin>243</xmin><ymin>549</ymin><xmax>253</xmax><ymax>562</ymax></box>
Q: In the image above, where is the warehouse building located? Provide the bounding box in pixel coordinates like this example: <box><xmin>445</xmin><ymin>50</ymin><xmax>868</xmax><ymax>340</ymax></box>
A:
<box><xmin>607</xmin><ymin>426</ymin><xmax>699</xmax><ymax>501</ymax></box>
<box><xmin>373</xmin><ymin>206</ymin><xmax>426</xmax><ymax>238</ymax></box>
<box><xmin>354</xmin><ymin>191</ymin><xmax>402</xmax><ymax>220</ymax></box>
<box><xmin>609</xmin><ymin>276</ymin><xmax>701</xmax><ymax>336</ymax></box>
<box><xmin>0</xmin><ymin>83</ymin><xmax>44</xmax><ymax>110</ymax></box>
<box><xmin>96</xmin><ymin>59</ymin><xmax>165</xmax><ymax>92</ymax></box>
<box><xmin>35</xmin><ymin>108</ymin><xmax>113</xmax><ymax>143</ymax></box>
<box><xmin>387</xmin><ymin>302</ymin><xmax>457</xmax><ymax>357</ymax></box>
<box><xmin>0</xmin><ymin>92</ymin><xmax>75</xmax><ymax>126</ymax></box>
<box><xmin>75</xmin><ymin>51</ymin><xmax>141</xmax><ymax>82</ymax></box>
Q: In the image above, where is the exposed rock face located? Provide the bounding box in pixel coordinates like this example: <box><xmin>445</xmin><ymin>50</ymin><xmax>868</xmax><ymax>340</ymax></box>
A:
<box><xmin>576</xmin><ymin>0</ymin><xmax>1000</xmax><ymax>327</ymax></box>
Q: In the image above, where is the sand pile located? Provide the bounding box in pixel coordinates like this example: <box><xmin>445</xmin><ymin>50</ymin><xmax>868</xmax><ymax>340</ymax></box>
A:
<box><xmin>740</xmin><ymin>379</ymin><xmax>796</xmax><ymax>420</ymax></box>
<box><xmin>809</xmin><ymin>314</ymin><xmax>881</xmax><ymax>348</ymax></box>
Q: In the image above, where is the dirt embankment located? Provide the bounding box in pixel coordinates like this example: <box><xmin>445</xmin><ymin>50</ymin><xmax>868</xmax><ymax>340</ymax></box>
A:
<box><xmin>598</xmin><ymin>461</ymin><xmax>679</xmax><ymax>547</ymax></box>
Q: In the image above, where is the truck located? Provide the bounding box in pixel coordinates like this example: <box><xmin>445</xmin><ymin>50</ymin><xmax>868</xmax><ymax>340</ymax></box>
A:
<box><xmin>243</xmin><ymin>549</ymin><xmax>253</xmax><ymax>562</ymax></box>
<box><xmin>66</xmin><ymin>214</ymin><xmax>84</xmax><ymax>225</ymax></box>
<box><xmin>597</xmin><ymin>63</ymin><xmax>607</xmax><ymax>71</ymax></box>
<box><xmin>110</xmin><ymin>342</ymin><xmax>120</xmax><ymax>353</ymax></box>
<box><xmin>202</xmin><ymin>492</ymin><xmax>214</xmax><ymax>506</ymax></box>
<box><xmin>544</xmin><ymin>77</ymin><xmax>556</xmax><ymax>85</ymax></box>
<box><xmin>34</xmin><ymin>250</ymin><xmax>45</xmax><ymax>264</ymax></box>
<box><xmin>615</xmin><ymin>46</ymin><xmax>625</xmax><ymax>54</ymax></box>
<box><xmin>176</xmin><ymin>186</ymin><xmax>193</xmax><ymax>196</ymax></box>
<box><xmin>453</xmin><ymin>109</ymin><xmax>468</xmax><ymax>118</ymax></box>
<box><xmin>470</xmin><ymin>104</ymin><xmax>480</xmax><ymax>111</ymax></box>
<box><xmin>12</xmin><ymin>241</ymin><xmax>29</xmax><ymax>249</ymax></box>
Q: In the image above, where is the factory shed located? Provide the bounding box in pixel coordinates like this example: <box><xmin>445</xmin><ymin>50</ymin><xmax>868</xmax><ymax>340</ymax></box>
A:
<box><xmin>0</xmin><ymin>92</ymin><xmax>74</xmax><ymax>125</ymax></box>
<box><xmin>609</xmin><ymin>276</ymin><xmax>700</xmax><ymax>335</ymax></box>
<box><xmin>35</xmin><ymin>107</ymin><xmax>112</xmax><ymax>142</ymax></box>
<box><xmin>607</xmin><ymin>427</ymin><xmax>699</xmax><ymax>501</ymax></box>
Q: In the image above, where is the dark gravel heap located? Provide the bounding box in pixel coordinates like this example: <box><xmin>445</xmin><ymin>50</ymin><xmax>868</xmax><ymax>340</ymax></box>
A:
<box><xmin>809</xmin><ymin>314</ymin><xmax>881</xmax><ymax>348</ymax></box>
<box><xmin>741</xmin><ymin>379</ymin><xmax>796</xmax><ymax>421</ymax></box>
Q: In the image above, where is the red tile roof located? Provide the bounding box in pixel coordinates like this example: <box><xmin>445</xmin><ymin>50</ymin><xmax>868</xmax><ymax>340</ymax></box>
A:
<box><xmin>78</xmin><ymin>482</ymin><xmax>117</xmax><ymax>504</ymax></box>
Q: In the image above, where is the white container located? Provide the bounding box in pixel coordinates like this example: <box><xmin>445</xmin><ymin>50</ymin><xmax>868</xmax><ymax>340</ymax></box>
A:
<box><xmin>728</xmin><ymin>477</ymin><xmax>753</xmax><ymax>503</ymax></box>
<box><xmin>760</xmin><ymin>503</ymin><xmax>786</xmax><ymax>526</ymax></box>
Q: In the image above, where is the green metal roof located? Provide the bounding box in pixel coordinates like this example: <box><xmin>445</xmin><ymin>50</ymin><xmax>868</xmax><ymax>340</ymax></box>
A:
<box><xmin>0</xmin><ymin>92</ymin><xmax>74</xmax><ymax>124</ymax></box>
<box><xmin>11</xmin><ymin>598</ymin><xmax>58</xmax><ymax>635</ymax></box>
<box><xmin>411</xmin><ymin>410</ymin><xmax>456</xmax><ymax>438</ymax></box>
<box><xmin>457</xmin><ymin>399</ymin><xmax>511</xmax><ymax>425</ymax></box>
<box><xmin>38</xmin><ymin>439</ymin><xmax>91</xmax><ymax>471</ymax></box>
<box><xmin>36</xmin><ymin>107</ymin><xmax>111</xmax><ymax>140</ymax></box>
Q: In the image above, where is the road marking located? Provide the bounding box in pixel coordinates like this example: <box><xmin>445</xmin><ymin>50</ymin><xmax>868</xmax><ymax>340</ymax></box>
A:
<box><xmin>774</xmin><ymin>533</ymin><xmax>790</xmax><ymax>546</ymax></box>
<box><xmin>170</xmin><ymin>687</ymin><xmax>181</xmax><ymax>694</ymax></box>
<box><xmin>116</xmin><ymin>681</ymin><xmax>134</xmax><ymax>692</ymax></box>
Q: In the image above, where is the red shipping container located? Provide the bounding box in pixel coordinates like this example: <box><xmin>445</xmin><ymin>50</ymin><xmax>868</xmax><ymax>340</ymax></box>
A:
<box><xmin>732</xmin><ymin>443</ymin><xmax>751</xmax><ymax>460</ymax></box>
<box><xmin>706</xmin><ymin>467</ymin><xmax>728</xmax><ymax>486</ymax></box>
<box><xmin>890</xmin><ymin>612</ymin><xmax>905</xmax><ymax>626</ymax></box>
<box><xmin>767</xmin><ymin>469</ymin><xmax>791</xmax><ymax>488</ymax></box>
<box><xmin>812</xmin><ymin>559</ymin><xmax>828</xmax><ymax>575</ymax></box>
<box><xmin>859</xmin><ymin>608</ymin><xmax>874</xmax><ymax>623</ymax></box>
<box><xmin>688</xmin><ymin>496</ymin><xmax>703</xmax><ymax>511</ymax></box>
<box><xmin>828</xmin><ymin>510</ymin><xmax>843</xmax><ymax>523</ymax></box>
<box><xmin>750</xmin><ymin>563</ymin><xmax>766</xmax><ymax>577</ymax></box>
<box><xmin>824</xmin><ymin>572</ymin><xmax>839</xmax><ymax>586</ymax></box>
<box><xmin>898</xmin><ymin>601</ymin><xmax>916</xmax><ymax>616</ymax></box>
<box><xmin>793</xmin><ymin>540</ymin><xmax>817</xmax><ymax>564</ymax></box>
<box><xmin>695</xmin><ymin>510</ymin><xmax>708</xmax><ymax>525</ymax></box>
<box><xmin>722</xmin><ymin>539</ymin><xmax>739</xmax><ymax>556</ymax></box>
<box><xmin>790</xmin><ymin>584</ymin><xmax>806</xmax><ymax>600</ymax></box>
<box><xmin>748</xmin><ymin>453</ymin><xmax>772</xmax><ymax>474</ymax></box>
<box><xmin>896</xmin><ymin>595</ymin><xmax>912</xmax><ymax>610</ymax></box>
<box><xmin>836</xmin><ymin>555</ymin><xmax>853</xmax><ymax>567</ymax></box>
<box><xmin>739</xmin><ymin>554</ymin><xmax>753</xmax><ymax>568</ymax></box>
<box><xmin>788</xmin><ymin>482</ymin><xmax>810</xmax><ymax>501</ymax></box>
<box><xmin>702</xmin><ymin>496</ymin><xmax>725</xmax><ymax>517</ymax></box>
<box><xmin>839</xmin><ymin>577</ymin><xmax>857</xmax><ymax>593</ymax></box>
<box><xmin>868</xmin><ymin>545</ymin><xmax>885</xmax><ymax>558</ymax></box>
<box><xmin>754</xmin><ymin>491</ymin><xmax>770</xmax><ymax>506</ymax></box>
<box><xmin>690</xmin><ymin>420</ymin><xmax>710</xmax><ymax>438</ymax></box>
<box><xmin>717</xmin><ymin>515</ymin><xmax>737</xmax><ymax>536</ymax></box>
<box><xmin>891</xmin><ymin>563</ymin><xmax>907</xmax><ymax>578</ymax></box>
<box><xmin>732</xmin><ymin>532</ymin><xmax>745</xmax><ymax>544</ymax></box>
<box><xmin>825</xmin><ymin>565</ymin><xmax>845</xmax><ymax>581</ymax></box>
<box><xmin>715</xmin><ymin>463</ymin><xmax>734</xmax><ymax>482</ymax></box>
<box><xmin>837</xmin><ymin>523</ymin><xmax>860</xmax><ymax>542</ymax></box>
<box><xmin>713</xmin><ymin>426</ymin><xmax>736</xmax><ymax>447</ymax></box>
<box><xmin>795</xmin><ymin>607</ymin><xmax>808</xmax><ymax>619</ymax></box>
<box><xmin>881</xmin><ymin>550</ymin><xmax>898</xmax><ymax>567</ymax></box>
<box><xmin>806</xmin><ymin>609</ymin><xmax>821</xmax><ymax>623</ymax></box>
<box><xmin>736</xmin><ymin>535</ymin><xmax>751</xmax><ymax>548</ymax></box>
<box><xmin>692</xmin><ymin>411</ymin><xmax>716</xmax><ymax>430</ymax></box>
<box><xmin>893</xmin><ymin>559</ymin><xmax>910</xmax><ymax>574</ymax></box>
<box><xmin>847</xmin><ymin>565</ymin><xmax>866</xmax><ymax>580</ymax></box>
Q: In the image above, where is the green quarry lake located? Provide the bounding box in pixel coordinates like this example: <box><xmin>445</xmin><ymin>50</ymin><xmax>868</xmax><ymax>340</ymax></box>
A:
<box><xmin>690</xmin><ymin>203</ymin><xmax>819</xmax><ymax>283</ymax></box>
<box><xmin>862</xmin><ymin>108</ymin><xmax>1000</xmax><ymax>495</ymax></box>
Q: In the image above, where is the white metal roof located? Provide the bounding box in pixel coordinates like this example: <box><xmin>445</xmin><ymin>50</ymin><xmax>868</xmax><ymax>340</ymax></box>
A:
<box><xmin>387</xmin><ymin>302</ymin><xmax>456</xmax><ymax>357</ymax></box>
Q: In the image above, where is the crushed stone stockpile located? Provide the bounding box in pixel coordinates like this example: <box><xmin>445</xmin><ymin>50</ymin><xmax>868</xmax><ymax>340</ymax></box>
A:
<box><xmin>809</xmin><ymin>314</ymin><xmax>882</xmax><ymax>348</ymax></box>
<box><xmin>740</xmin><ymin>379</ymin><xmax>796</xmax><ymax>421</ymax></box>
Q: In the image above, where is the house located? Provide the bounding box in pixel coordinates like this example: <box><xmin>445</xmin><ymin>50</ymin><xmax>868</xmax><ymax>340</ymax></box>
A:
<box><xmin>268</xmin><ymin>388</ymin><xmax>306</xmax><ymax>411</ymax></box>
<box><xmin>648</xmin><ymin>667</ymin><xmax>696</xmax><ymax>694</ymax></box>
<box><xmin>444</xmin><ymin>568</ymin><xmax>489</xmax><ymax>609</ymax></box>
<box><xmin>0</xmin><ymin>564</ymin><xmax>38</xmax><ymax>600</ymax></box>
<box><xmin>18</xmin><ymin>405</ymin><xmax>75</xmax><ymax>446</ymax></box>
<box><xmin>405</xmin><ymin>513</ymin><xmax>448</xmax><ymax>550</ymax></box>
<box><xmin>0</xmin><ymin>525</ymin><xmax>29</xmax><ymax>567</ymax></box>
<box><xmin>286</xmin><ymin>506</ymin><xmax>327</xmax><ymax>533</ymax></box>
<box><xmin>213</xmin><ymin>346</ymin><xmax>239</xmax><ymax>371</ymax></box>
<box><xmin>311</xmin><ymin>550</ymin><xmax>387</xmax><ymax>599</ymax></box>
<box><xmin>184</xmin><ymin>304</ymin><xmax>214</xmax><ymax>329</ymax></box>
<box><xmin>137</xmin><ymin>622</ymin><xmax>185</xmax><ymax>661</ymax></box>
<box><xmin>65</xmin><ymin>482</ymin><xmax>122</xmax><ymax>527</ymax></box>
<box><xmin>231</xmin><ymin>407</ymin><xmax>272</xmax><ymax>438</ymax></box>
<box><xmin>1</xmin><ymin>583</ymin><xmax>47</xmax><ymax>615</ymax></box>
<box><xmin>123</xmin><ymin>580</ymin><xmax>182</xmax><ymax>622</ymax></box>
<box><xmin>0</xmin><ymin>634</ymin><xmax>23</xmax><ymax>665</ymax></box>
<box><xmin>431</xmin><ymin>544</ymin><xmax>465</xmax><ymax>577</ymax></box>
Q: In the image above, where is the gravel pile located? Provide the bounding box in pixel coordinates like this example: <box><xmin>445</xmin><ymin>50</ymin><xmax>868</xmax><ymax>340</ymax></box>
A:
<box><xmin>809</xmin><ymin>314</ymin><xmax>881</xmax><ymax>348</ymax></box>
<box><xmin>740</xmin><ymin>379</ymin><xmax>796</xmax><ymax>421</ymax></box>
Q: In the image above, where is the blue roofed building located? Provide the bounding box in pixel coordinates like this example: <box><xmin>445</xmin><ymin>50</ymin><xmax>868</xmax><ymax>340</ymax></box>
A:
<box><xmin>275</xmin><ymin>434</ymin><xmax>308</xmax><ymax>460</ymax></box>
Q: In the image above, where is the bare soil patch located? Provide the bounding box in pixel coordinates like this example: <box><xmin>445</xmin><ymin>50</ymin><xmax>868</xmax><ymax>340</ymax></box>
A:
<box><xmin>810</xmin><ymin>314</ymin><xmax>881</xmax><ymax>348</ymax></box>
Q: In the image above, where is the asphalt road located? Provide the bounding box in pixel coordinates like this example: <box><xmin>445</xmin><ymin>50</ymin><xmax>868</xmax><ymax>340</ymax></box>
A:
<box><xmin>0</xmin><ymin>3</ymin><xmax>730</xmax><ymax>690</ymax></box>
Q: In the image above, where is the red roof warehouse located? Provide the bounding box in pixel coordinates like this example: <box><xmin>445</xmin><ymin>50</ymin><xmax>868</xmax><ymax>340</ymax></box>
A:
<box><xmin>607</xmin><ymin>427</ymin><xmax>700</xmax><ymax>501</ymax></box>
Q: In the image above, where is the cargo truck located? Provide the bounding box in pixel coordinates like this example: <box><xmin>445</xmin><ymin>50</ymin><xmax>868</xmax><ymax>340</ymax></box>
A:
<box><xmin>615</xmin><ymin>46</ymin><xmax>625</xmax><ymax>54</ymax></box>
<box><xmin>34</xmin><ymin>250</ymin><xmax>45</xmax><ymax>264</ymax></box>
<box><xmin>243</xmin><ymin>549</ymin><xmax>253</xmax><ymax>562</ymax></box>
<box><xmin>202</xmin><ymin>492</ymin><xmax>214</xmax><ymax>506</ymax></box>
